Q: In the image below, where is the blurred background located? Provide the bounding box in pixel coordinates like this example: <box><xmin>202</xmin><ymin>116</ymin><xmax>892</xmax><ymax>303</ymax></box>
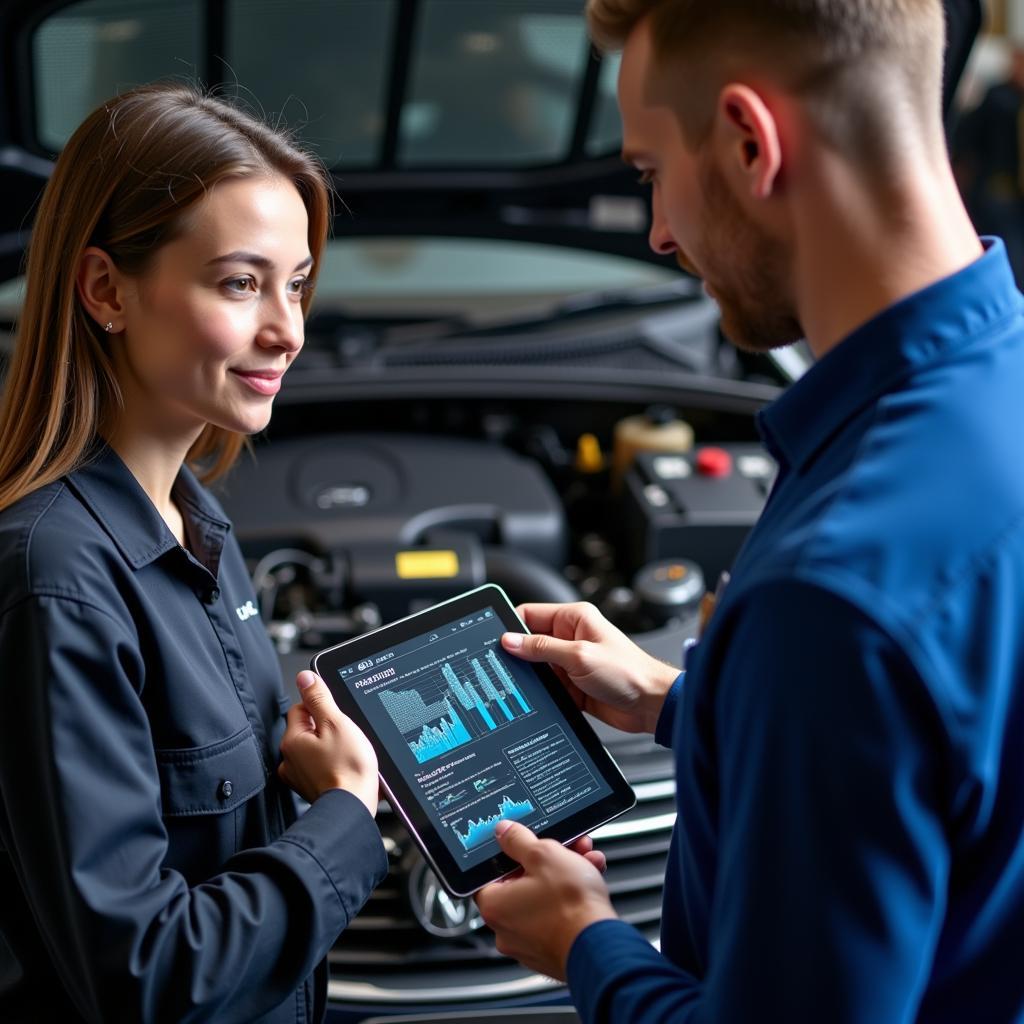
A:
<box><xmin>953</xmin><ymin>0</ymin><xmax>1024</xmax><ymax>285</ymax></box>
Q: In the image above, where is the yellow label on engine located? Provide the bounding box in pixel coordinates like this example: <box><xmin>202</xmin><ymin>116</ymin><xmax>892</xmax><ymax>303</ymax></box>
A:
<box><xmin>395</xmin><ymin>550</ymin><xmax>460</xmax><ymax>579</ymax></box>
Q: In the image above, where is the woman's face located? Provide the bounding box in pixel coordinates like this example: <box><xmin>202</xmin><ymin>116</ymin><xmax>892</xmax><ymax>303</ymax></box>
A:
<box><xmin>113</xmin><ymin>174</ymin><xmax>311</xmax><ymax>440</ymax></box>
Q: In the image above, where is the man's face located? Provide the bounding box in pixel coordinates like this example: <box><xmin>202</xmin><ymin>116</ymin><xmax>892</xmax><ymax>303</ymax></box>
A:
<box><xmin>618</xmin><ymin>21</ymin><xmax>803</xmax><ymax>353</ymax></box>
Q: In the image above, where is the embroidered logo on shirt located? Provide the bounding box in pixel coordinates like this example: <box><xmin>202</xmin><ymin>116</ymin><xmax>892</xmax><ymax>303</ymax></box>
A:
<box><xmin>236</xmin><ymin>600</ymin><xmax>259</xmax><ymax>622</ymax></box>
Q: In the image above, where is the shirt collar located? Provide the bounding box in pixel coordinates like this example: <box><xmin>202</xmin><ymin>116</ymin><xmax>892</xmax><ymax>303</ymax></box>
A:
<box><xmin>66</xmin><ymin>444</ymin><xmax>231</xmax><ymax>571</ymax></box>
<box><xmin>758</xmin><ymin>238</ymin><xmax>1024</xmax><ymax>473</ymax></box>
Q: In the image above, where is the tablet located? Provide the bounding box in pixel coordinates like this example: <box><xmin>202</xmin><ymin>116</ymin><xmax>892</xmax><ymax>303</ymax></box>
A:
<box><xmin>311</xmin><ymin>584</ymin><xmax>636</xmax><ymax>896</ymax></box>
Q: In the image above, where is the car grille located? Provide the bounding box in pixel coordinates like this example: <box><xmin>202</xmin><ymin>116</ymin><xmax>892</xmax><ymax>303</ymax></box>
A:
<box><xmin>328</xmin><ymin>720</ymin><xmax>676</xmax><ymax>1006</ymax></box>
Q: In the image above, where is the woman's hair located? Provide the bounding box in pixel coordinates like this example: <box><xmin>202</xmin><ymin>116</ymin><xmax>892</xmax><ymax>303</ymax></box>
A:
<box><xmin>0</xmin><ymin>81</ymin><xmax>332</xmax><ymax>511</ymax></box>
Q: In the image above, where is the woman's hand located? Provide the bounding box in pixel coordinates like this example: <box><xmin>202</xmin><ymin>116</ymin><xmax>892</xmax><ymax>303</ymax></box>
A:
<box><xmin>278</xmin><ymin>671</ymin><xmax>379</xmax><ymax>816</ymax></box>
<box><xmin>502</xmin><ymin>602</ymin><xmax>680</xmax><ymax>735</ymax></box>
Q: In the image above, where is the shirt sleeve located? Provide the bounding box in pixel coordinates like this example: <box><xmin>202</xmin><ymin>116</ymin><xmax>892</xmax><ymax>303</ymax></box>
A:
<box><xmin>654</xmin><ymin>671</ymin><xmax>686</xmax><ymax>748</ymax></box>
<box><xmin>566</xmin><ymin>578</ymin><xmax>950</xmax><ymax>1023</ymax></box>
<box><xmin>0</xmin><ymin>592</ymin><xmax>388</xmax><ymax>1023</ymax></box>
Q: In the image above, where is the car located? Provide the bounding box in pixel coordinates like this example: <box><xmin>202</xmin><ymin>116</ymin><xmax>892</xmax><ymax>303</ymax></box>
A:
<box><xmin>0</xmin><ymin>1</ymin><xmax>982</xmax><ymax>1021</ymax></box>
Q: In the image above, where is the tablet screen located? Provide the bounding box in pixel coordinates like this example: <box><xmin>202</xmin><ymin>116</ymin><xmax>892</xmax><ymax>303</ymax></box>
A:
<box><xmin>332</xmin><ymin>600</ymin><xmax>617</xmax><ymax>870</ymax></box>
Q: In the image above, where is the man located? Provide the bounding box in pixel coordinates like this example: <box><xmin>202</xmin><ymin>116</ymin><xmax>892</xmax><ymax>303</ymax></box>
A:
<box><xmin>474</xmin><ymin>1</ymin><xmax>1024</xmax><ymax>1021</ymax></box>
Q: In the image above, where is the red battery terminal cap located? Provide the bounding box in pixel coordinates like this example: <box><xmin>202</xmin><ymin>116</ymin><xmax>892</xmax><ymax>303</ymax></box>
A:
<box><xmin>696</xmin><ymin>446</ymin><xmax>733</xmax><ymax>478</ymax></box>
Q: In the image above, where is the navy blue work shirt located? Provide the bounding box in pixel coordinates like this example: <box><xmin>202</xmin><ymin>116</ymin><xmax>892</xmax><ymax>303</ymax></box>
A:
<box><xmin>0</xmin><ymin>445</ymin><xmax>388</xmax><ymax>1023</ymax></box>
<box><xmin>567</xmin><ymin>239</ymin><xmax>1024</xmax><ymax>1022</ymax></box>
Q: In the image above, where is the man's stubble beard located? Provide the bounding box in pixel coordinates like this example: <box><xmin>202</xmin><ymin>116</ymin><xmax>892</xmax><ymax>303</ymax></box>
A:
<box><xmin>690</xmin><ymin>156</ymin><xmax>804</xmax><ymax>354</ymax></box>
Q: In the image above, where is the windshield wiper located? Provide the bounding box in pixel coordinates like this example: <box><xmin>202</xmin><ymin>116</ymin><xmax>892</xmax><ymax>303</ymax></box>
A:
<box><xmin>381</xmin><ymin>277</ymin><xmax>704</xmax><ymax>348</ymax></box>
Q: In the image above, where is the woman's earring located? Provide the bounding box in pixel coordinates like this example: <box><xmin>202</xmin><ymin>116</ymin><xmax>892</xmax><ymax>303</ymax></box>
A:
<box><xmin>103</xmin><ymin>322</ymin><xmax>114</xmax><ymax>333</ymax></box>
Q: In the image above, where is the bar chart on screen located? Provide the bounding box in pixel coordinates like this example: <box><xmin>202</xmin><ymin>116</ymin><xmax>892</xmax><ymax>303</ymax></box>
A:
<box><xmin>379</xmin><ymin>645</ymin><xmax>536</xmax><ymax>764</ymax></box>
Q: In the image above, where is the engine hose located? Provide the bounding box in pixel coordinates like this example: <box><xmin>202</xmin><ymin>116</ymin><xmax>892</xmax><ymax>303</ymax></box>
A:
<box><xmin>482</xmin><ymin>547</ymin><xmax>580</xmax><ymax>605</ymax></box>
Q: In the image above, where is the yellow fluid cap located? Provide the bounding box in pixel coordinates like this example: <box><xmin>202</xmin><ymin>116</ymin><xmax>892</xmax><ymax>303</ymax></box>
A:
<box><xmin>575</xmin><ymin>433</ymin><xmax>605</xmax><ymax>473</ymax></box>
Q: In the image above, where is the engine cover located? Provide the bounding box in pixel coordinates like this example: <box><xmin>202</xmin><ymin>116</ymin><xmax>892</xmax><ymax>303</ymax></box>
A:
<box><xmin>216</xmin><ymin>434</ymin><xmax>568</xmax><ymax>567</ymax></box>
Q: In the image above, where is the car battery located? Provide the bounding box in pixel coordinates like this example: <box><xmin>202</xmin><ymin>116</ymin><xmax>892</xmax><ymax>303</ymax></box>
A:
<box><xmin>622</xmin><ymin>444</ymin><xmax>776</xmax><ymax>584</ymax></box>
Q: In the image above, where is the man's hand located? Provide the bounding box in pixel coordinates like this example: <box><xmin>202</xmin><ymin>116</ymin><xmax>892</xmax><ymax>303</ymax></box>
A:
<box><xmin>502</xmin><ymin>602</ymin><xmax>680</xmax><ymax>734</ymax></box>
<box><xmin>475</xmin><ymin>821</ymin><xmax>616</xmax><ymax>980</ymax></box>
<box><xmin>278</xmin><ymin>671</ymin><xmax>379</xmax><ymax>816</ymax></box>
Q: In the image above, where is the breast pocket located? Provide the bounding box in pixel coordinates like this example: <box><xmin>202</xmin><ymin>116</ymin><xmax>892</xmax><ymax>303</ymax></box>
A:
<box><xmin>156</xmin><ymin>726</ymin><xmax>267</xmax><ymax>817</ymax></box>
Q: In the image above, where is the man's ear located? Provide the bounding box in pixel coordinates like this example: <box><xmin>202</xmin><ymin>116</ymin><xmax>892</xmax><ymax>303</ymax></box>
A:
<box><xmin>716</xmin><ymin>83</ymin><xmax>783</xmax><ymax>201</ymax></box>
<box><xmin>76</xmin><ymin>246</ymin><xmax>126</xmax><ymax>333</ymax></box>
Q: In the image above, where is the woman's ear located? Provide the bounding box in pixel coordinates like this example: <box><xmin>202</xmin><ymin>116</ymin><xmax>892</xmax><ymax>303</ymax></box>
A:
<box><xmin>716</xmin><ymin>83</ymin><xmax>784</xmax><ymax>201</ymax></box>
<box><xmin>76</xmin><ymin>246</ymin><xmax>125</xmax><ymax>333</ymax></box>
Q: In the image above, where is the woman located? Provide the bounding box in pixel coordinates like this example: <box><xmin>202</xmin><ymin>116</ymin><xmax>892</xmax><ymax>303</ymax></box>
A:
<box><xmin>0</xmin><ymin>83</ymin><xmax>384</xmax><ymax>1023</ymax></box>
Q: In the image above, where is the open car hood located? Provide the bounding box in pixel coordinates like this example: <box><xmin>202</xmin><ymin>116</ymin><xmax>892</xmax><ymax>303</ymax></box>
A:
<box><xmin>0</xmin><ymin>0</ymin><xmax>982</xmax><ymax>284</ymax></box>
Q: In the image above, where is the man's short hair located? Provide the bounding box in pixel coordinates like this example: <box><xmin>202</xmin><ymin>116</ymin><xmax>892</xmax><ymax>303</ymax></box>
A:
<box><xmin>587</xmin><ymin>0</ymin><xmax>947</xmax><ymax>162</ymax></box>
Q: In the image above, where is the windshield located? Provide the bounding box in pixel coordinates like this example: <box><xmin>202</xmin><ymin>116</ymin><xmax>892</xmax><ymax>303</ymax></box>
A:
<box><xmin>2</xmin><ymin>0</ymin><xmax>846</xmax><ymax>384</ymax></box>
<box><xmin>32</xmin><ymin>0</ymin><xmax>622</xmax><ymax>167</ymax></box>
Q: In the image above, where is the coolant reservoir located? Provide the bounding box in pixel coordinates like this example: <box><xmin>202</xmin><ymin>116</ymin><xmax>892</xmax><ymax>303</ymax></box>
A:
<box><xmin>612</xmin><ymin>406</ymin><xmax>694</xmax><ymax>491</ymax></box>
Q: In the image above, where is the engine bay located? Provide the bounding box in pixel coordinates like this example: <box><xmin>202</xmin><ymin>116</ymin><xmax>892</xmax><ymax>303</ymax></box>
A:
<box><xmin>217</xmin><ymin>390</ymin><xmax>777</xmax><ymax>676</ymax></box>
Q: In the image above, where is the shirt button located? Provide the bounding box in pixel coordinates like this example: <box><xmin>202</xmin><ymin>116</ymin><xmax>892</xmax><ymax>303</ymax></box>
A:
<box><xmin>219</xmin><ymin>779</ymin><xmax>234</xmax><ymax>800</ymax></box>
<box><xmin>203</xmin><ymin>587</ymin><xmax>221</xmax><ymax>604</ymax></box>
